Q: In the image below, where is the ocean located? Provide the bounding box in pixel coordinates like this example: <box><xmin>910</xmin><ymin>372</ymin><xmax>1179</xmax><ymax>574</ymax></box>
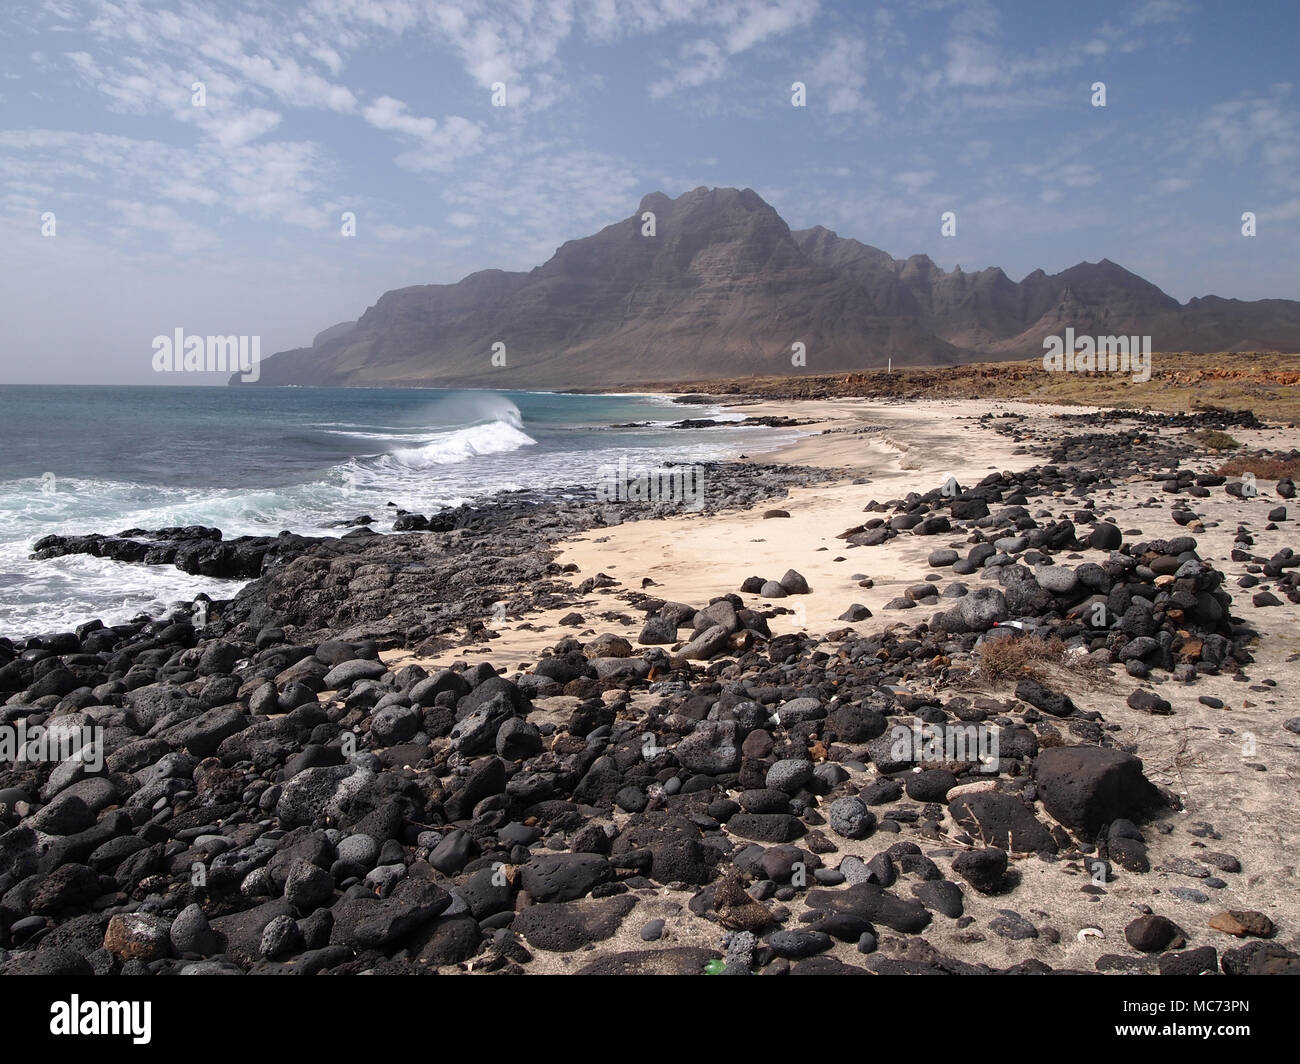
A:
<box><xmin>0</xmin><ymin>386</ymin><xmax>799</xmax><ymax>638</ymax></box>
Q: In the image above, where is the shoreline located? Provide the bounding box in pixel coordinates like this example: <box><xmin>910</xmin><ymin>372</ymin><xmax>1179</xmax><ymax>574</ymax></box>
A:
<box><xmin>386</xmin><ymin>397</ymin><xmax>1110</xmax><ymax>671</ymax></box>
<box><xmin>0</xmin><ymin>388</ymin><xmax>779</xmax><ymax>642</ymax></box>
<box><xmin>2</xmin><ymin>394</ymin><xmax>1298</xmax><ymax>977</ymax></box>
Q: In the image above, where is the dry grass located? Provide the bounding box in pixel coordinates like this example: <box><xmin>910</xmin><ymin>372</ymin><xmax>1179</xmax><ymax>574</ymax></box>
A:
<box><xmin>1213</xmin><ymin>451</ymin><xmax>1300</xmax><ymax>480</ymax></box>
<box><xmin>1127</xmin><ymin>722</ymin><xmax>1209</xmax><ymax>793</ymax></box>
<box><xmin>973</xmin><ymin>633</ymin><xmax>1097</xmax><ymax>685</ymax></box>
<box><xmin>613</xmin><ymin>351</ymin><xmax>1300</xmax><ymax>422</ymax></box>
<box><xmin>1192</xmin><ymin>429</ymin><xmax>1241</xmax><ymax>451</ymax></box>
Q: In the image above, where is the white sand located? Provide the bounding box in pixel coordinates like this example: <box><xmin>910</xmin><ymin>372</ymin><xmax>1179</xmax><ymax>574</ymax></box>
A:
<box><xmin>385</xmin><ymin>397</ymin><xmax>1300</xmax><ymax>971</ymax></box>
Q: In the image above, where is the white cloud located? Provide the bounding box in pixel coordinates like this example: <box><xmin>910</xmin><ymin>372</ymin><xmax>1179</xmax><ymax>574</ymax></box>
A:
<box><xmin>391</xmin><ymin>116</ymin><xmax>485</xmax><ymax>172</ymax></box>
<box><xmin>438</xmin><ymin>140</ymin><xmax>642</xmax><ymax>267</ymax></box>
<box><xmin>106</xmin><ymin>198</ymin><xmax>219</xmax><ymax>253</ymax></box>
<box><xmin>811</xmin><ymin>36</ymin><xmax>877</xmax><ymax>118</ymax></box>
<box><xmin>722</xmin><ymin>0</ymin><xmax>819</xmax><ymax>54</ymax></box>
<box><xmin>1131</xmin><ymin>0</ymin><xmax>1191</xmax><ymax>27</ymax></box>
<box><xmin>0</xmin><ymin>128</ymin><xmax>336</xmax><ymax>231</ymax></box>
<box><xmin>363</xmin><ymin>96</ymin><xmax>440</xmax><ymax>139</ymax></box>
<box><xmin>944</xmin><ymin>37</ymin><xmax>1003</xmax><ymax>88</ymax></box>
<box><xmin>648</xmin><ymin>0</ymin><xmax>819</xmax><ymax>99</ymax></box>
<box><xmin>894</xmin><ymin>170</ymin><xmax>936</xmax><ymax>192</ymax></box>
<box><xmin>215</xmin><ymin>51</ymin><xmax>358</xmax><ymax>113</ymax></box>
<box><xmin>209</xmin><ymin>108</ymin><xmax>282</xmax><ymax>149</ymax></box>
<box><xmin>650</xmin><ymin>39</ymin><xmax>727</xmax><ymax>99</ymax></box>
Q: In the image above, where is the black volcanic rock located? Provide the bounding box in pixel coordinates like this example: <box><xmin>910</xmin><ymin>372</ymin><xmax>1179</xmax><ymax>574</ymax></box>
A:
<box><xmin>0</xmin><ymin>420</ymin><xmax>1290</xmax><ymax>979</ymax></box>
<box><xmin>1034</xmin><ymin>746</ymin><xmax>1166</xmax><ymax>839</ymax></box>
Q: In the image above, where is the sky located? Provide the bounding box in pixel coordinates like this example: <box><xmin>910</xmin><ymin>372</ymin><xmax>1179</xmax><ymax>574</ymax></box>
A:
<box><xmin>1</xmin><ymin>0</ymin><xmax>1297</xmax><ymax>384</ymax></box>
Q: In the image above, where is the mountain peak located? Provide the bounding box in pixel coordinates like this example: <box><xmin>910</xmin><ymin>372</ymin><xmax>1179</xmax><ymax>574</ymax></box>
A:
<box><xmin>637</xmin><ymin>190</ymin><xmax>673</xmax><ymax>214</ymax></box>
<box><xmin>636</xmin><ymin>186</ymin><xmax>775</xmax><ymax>223</ymax></box>
<box><xmin>242</xmin><ymin>188</ymin><xmax>1300</xmax><ymax>388</ymax></box>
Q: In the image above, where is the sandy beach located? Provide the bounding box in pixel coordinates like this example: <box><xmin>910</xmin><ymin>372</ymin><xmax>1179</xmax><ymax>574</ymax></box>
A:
<box><xmin>6</xmin><ymin>391</ymin><xmax>1296</xmax><ymax>979</ymax></box>
<box><xmin>392</xmin><ymin>397</ymin><xmax>1057</xmax><ymax>668</ymax></box>
<box><xmin>383</xmin><ymin>395</ymin><xmax>1300</xmax><ymax>973</ymax></box>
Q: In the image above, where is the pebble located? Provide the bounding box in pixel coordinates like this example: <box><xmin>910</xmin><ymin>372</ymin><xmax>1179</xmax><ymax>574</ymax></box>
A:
<box><xmin>640</xmin><ymin>919</ymin><xmax>665</xmax><ymax>942</ymax></box>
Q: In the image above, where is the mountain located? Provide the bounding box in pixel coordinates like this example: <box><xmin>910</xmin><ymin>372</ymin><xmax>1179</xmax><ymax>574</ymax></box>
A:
<box><xmin>240</xmin><ymin>187</ymin><xmax>1300</xmax><ymax>388</ymax></box>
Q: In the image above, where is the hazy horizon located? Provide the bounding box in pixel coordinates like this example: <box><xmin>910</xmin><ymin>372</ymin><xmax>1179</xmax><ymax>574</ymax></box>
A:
<box><xmin>2</xmin><ymin>0</ymin><xmax>1298</xmax><ymax>385</ymax></box>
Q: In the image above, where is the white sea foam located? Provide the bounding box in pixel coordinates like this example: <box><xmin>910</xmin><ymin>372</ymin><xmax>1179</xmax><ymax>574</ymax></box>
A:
<box><xmin>0</xmin><ymin>391</ymin><xmax>795</xmax><ymax>637</ymax></box>
<box><xmin>389</xmin><ymin>419</ymin><xmax>536</xmax><ymax>467</ymax></box>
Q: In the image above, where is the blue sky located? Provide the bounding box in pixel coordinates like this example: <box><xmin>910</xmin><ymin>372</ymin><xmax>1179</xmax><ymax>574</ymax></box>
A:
<box><xmin>1</xmin><ymin>0</ymin><xmax>1297</xmax><ymax>384</ymax></box>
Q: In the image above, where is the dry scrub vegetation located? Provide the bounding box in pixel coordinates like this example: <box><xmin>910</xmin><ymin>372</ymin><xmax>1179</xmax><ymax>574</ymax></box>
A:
<box><xmin>625</xmin><ymin>352</ymin><xmax>1300</xmax><ymax>422</ymax></box>
<box><xmin>972</xmin><ymin>633</ymin><xmax>1100</xmax><ymax>685</ymax></box>
<box><xmin>1214</xmin><ymin>451</ymin><xmax>1300</xmax><ymax>480</ymax></box>
<box><xmin>1191</xmin><ymin>429</ymin><xmax>1241</xmax><ymax>451</ymax></box>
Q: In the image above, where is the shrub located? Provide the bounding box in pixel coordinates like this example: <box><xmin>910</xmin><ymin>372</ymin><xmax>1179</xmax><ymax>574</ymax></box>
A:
<box><xmin>974</xmin><ymin>633</ymin><xmax>1095</xmax><ymax>684</ymax></box>
<box><xmin>1192</xmin><ymin>429</ymin><xmax>1240</xmax><ymax>451</ymax></box>
<box><xmin>1214</xmin><ymin>451</ymin><xmax>1300</xmax><ymax>480</ymax></box>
